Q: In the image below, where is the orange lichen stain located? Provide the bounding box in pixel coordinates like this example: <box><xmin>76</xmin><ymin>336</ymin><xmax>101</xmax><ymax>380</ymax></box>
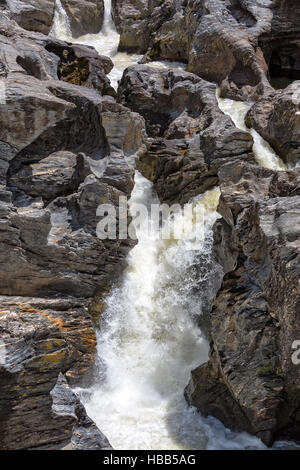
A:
<box><xmin>43</xmin><ymin>338</ymin><xmax>65</xmax><ymax>351</ymax></box>
<box><xmin>18</xmin><ymin>304</ymin><xmax>66</xmax><ymax>330</ymax></box>
<box><xmin>78</xmin><ymin>329</ymin><xmax>97</xmax><ymax>351</ymax></box>
<box><xmin>41</xmin><ymin>349</ymin><xmax>67</xmax><ymax>368</ymax></box>
<box><xmin>178</xmin><ymin>149</ymin><xmax>187</xmax><ymax>155</ymax></box>
<box><xmin>0</xmin><ymin>311</ymin><xmax>9</xmax><ymax>315</ymax></box>
<box><xmin>184</xmin><ymin>128</ymin><xmax>197</xmax><ymax>138</ymax></box>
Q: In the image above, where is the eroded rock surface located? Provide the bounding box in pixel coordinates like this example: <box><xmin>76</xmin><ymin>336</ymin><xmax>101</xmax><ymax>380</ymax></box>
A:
<box><xmin>0</xmin><ymin>13</ymin><xmax>145</xmax><ymax>449</ymax></box>
<box><xmin>112</xmin><ymin>0</ymin><xmax>300</xmax><ymax>100</ymax></box>
<box><xmin>0</xmin><ymin>308</ymin><xmax>111</xmax><ymax>449</ymax></box>
<box><xmin>61</xmin><ymin>0</ymin><xmax>104</xmax><ymax>38</ymax></box>
<box><xmin>118</xmin><ymin>66</ymin><xmax>254</xmax><ymax>204</ymax></box>
<box><xmin>246</xmin><ymin>81</ymin><xmax>300</xmax><ymax>167</ymax></box>
<box><xmin>185</xmin><ymin>162</ymin><xmax>300</xmax><ymax>446</ymax></box>
<box><xmin>3</xmin><ymin>0</ymin><xmax>56</xmax><ymax>35</ymax></box>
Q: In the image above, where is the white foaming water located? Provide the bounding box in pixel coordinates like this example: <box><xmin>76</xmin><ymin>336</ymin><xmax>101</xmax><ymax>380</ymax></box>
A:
<box><xmin>51</xmin><ymin>1</ymin><xmax>289</xmax><ymax>451</ymax></box>
<box><xmin>51</xmin><ymin>0</ymin><xmax>185</xmax><ymax>89</ymax></box>
<box><xmin>79</xmin><ymin>172</ymin><xmax>266</xmax><ymax>450</ymax></box>
<box><xmin>216</xmin><ymin>89</ymin><xmax>286</xmax><ymax>170</ymax></box>
<box><xmin>50</xmin><ymin>0</ymin><xmax>72</xmax><ymax>39</ymax></box>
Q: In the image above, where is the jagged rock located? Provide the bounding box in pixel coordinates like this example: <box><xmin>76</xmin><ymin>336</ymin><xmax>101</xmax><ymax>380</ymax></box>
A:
<box><xmin>52</xmin><ymin>374</ymin><xmax>112</xmax><ymax>450</ymax></box>
<box><xmin>112</xmin><ymin>0</ymin><xmax>300</xmax><ymax>100</ymax></box>
<box><xmin>111</xmin><ymin>0</ymin><xmax>178</xmax><ymax>55</ymax></box>
<box><xmin>61</xmin><ymin>0</ymin><xmax>104</xmax><ymax>38</ymax></box>
<box><xmin>185</xmin><ymin>162</ymin><xmax>300</xmax><ymax>446</ymax></box>
<box><xmin>0</xmin><ymin>19</ymin><xmax>144</xmax><ymax>302</ymax></box>
<box><xmin>0</xmin><ymin>13</ymin><xmax>146</xmax><ymax>449</ymax></box>
<box><xmin>245</xmin><ymin>81</ymin><xmax>300</xmax><ymax>167</ymax></box>
<box><xmin>3</xmin><ymin>0</ymin><xmax>55</xmax><ymax>35</ymax></box>
<box><xmin>118</xmin><ymin>65</ymin><xmax>254</xmax><ymax>204</ymax></box>
<box><xmin>0</xmin><ymin>297</ymin><xmax>98</xmax><ymax>385</ymax></box>
<box><xmin>0</xmin><ymin>308</ymin><xmax>111</xmax><ymax>450</ymax></box>
<box><xmin>9</xmin><ymin>152</ymin><xmax>87</xmax><ymax>202</ymax></box>
<box><xmin>0</xmin><ymin>17</ymin><xmax>115</xmax><ymax>97</ymax></box>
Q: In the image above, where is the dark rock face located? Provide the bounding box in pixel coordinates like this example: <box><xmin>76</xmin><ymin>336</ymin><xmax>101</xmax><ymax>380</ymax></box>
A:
<box><xmin>61</xmin><ymin>0</ymin><xmax>104</xmax><ymax>38</ymax></box>
<box><xmin>112</xmin><ymin>0</ymin><xmax>300</xmax><ymax>100</ymax></box>
<box><xmin>118</xmin><ymin>66</ymin><xmax>254</xmax><ymax>204</ymax></box>
<box><xmin>0</xmin><ymin>14</ymin><xmax>145</xmax><ymax>449</ymax></box>
<box><xmin>245</xmin><ymin>82</ymin><xmax>300</xmax><ymax>167</ymax></box>
<box><xmin>111</xmin><ymin>0</ymin><xmax>180</xmax><ymax>55</ymax></box>
<box><xmin>2</xmin><ymin>0</ymin><xmax>105</xmax><ymax>38</ymax></box>
<box><xmin>3</xmin><ymin>0</ymin><xmax>56</xmax><ymax>35</ymax></box>
<box><xmin>52</xmin><ymin>374</ymin><xmax>112</xmax><ymax>450</ymax></box>
<box><xmin>0</xmin><ymin>19</ymin><xmax>144</xmax><ymax>302</ymax></box>
<box><xmin>185</xmin><ymin>162</ymin><xmax>300</xmax><ymax>446</ymax></box>
<box><xmin>0</xmin><ymin>307</ymin><xmax>111</xmax><ymax>449</ymax></box>
<box><xmin>0</xmin><ymin>0</ymin><xmax>299</xmax><ymax>452</ymax></box>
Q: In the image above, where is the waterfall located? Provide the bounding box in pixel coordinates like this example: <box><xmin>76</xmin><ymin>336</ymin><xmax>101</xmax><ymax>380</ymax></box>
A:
<box><xmin>51</xmin><ymin>0</ymin><xmax>185</xmax><ymax>89</ymax></box>
<box><xmin>50</xmin><ymin>0</ymin><xmax>286</xmax><ymax>451</ymax></box>
<box><xmin>50</xmin><ymin>0</ymin><xmax>72</xmax><ymax>40</ymax></box>
<box><xmin>79</xmin><ymin>172</ymin><xmax>266</xmax><ymax>450</ymax></box>
<box><xmin>216</xmin><ymin>90</ymin><xmax>286</xmax><ymax>171</ymax></box>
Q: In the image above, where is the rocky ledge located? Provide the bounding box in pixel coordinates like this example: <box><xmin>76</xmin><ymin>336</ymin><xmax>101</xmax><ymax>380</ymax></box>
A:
<box><xmin>185</xmin><ymin>162</ymin><xmax>300</xmax><ymax>446</ymax></box>
<box><xmin>0</xmin><ymin>0</ymin><xmax>300</xmax><ymax>451</ymax></box>
<box><xmin>118</xmin><ymin>65</ymin><xmax>254</xmax><ymax>205</ymax></box>
<box><xmin>112</xmin><ymin>0</ymin><xmax>300</xmax><ymax>101</ymax></box>
<box><xmin>0</xmin><ymin>11</ymin><xmax>145</xmax><ymax>449</ymax></box>
<box><xmin>2</xmin><ymin>0</ymin><xmax>105</xmax><ymax>38</ymax></box>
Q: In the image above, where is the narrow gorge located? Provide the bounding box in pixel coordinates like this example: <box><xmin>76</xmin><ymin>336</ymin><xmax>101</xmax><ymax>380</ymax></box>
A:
<box><xmin>0</xmin><ymin>0</ymin><xmax>299</xmax><ymax>452</ymax></box>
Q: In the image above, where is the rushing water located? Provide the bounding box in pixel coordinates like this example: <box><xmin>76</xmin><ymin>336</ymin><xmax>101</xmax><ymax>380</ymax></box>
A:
<box><xmin>51</xmin><ymin>0</ymin><xmax>295</xmax><ymax>450</ymax></box>
<box><xmin>216</xmin><ymin>90</ymin><xmax>286</xmax><ymax>171</ymax></box>
<box><xmin>51</xmin><ymin>0</ymin><xmax>184</xmax><ymax>89</ymax></box>
<box><xmin>79</xmin><ymin>173</ymin><xmax>266</xmax><ymax>450</ymax></box>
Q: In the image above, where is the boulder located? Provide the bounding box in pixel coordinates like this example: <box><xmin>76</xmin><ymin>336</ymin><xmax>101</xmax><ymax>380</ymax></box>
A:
<box><xmin>4</xmin><ymin>0</ymin><xmax>56</xmax><ymax>35</ymax></box>
<box><xmin>246</xmin><ymin>82</ymin><xmax>300</xmax><ymax>167</ymax></box>
<box><xmin>112</xmin><ymin>0</ymin><xmax>300</xmax><ymax>101</ymax></box>
<box><xmin>61</xmin><ymin>0</ymin><xmax>104</xmax><ymax>38</ymax></box>
<box><xmin>118</xmin><ymin>66</ymin><xmax>254</xmax><ymax>204</ymax></box>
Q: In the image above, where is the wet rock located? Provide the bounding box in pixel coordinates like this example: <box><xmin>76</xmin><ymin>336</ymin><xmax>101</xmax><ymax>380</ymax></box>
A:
<box><xmin>4</xmin><ymin>0</ymin><xmax>55</xmax><ymax>35</ymax></box>
<box><xmin>0</xmin><ymin>308</ymin><xmax>110</xmax><ymax>450</ymax></box>
<box><xmin>52</xmin><ymin>374</ymin><xmax>112</xmax><ymax>450</ymax></box>
<box><xmin>61</xmin><ymin>0</ymin><xmax>104</xmax><ymax>39</ymax></box>
<box><xmin>118</xmin><ymin>66</ymin><xmax>254</xmax><ymax>204</ymax></box>
<box><xmin>185</xmin><ymin>162</ymin><xmax>300</xmax><ymax>446</ymax></box>
<box><xmin>245</xmin><ymin>82</ymin><xmax>300</xmax><ymax>167</ymax></box>
<box><xmin>113</xmin><ymin>0</ymin><xmax>300</xmax><ymax>101</ymax></box>
<box><xmin>0</xmin><ymin>14</ymin><xmax>145</xmax><ymax>449</ymax></box>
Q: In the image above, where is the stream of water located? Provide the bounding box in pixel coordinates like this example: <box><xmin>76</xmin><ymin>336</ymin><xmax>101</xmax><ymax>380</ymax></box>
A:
<box><xmin>51</xmin><ymin>0</ymin><xmax>292</xmax><ymax>450</ymax></box>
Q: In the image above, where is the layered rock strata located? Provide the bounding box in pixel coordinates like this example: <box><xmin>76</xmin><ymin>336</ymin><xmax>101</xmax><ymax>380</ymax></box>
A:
<box><xmin>185</xmin><ymin>162</ymin><xmax>300</xmax><ymax>446</ymax></box>
<box><xmin>0</xmin><ymin>12</ymin><xmax>145</xmax><ymax>449</ymax></box>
